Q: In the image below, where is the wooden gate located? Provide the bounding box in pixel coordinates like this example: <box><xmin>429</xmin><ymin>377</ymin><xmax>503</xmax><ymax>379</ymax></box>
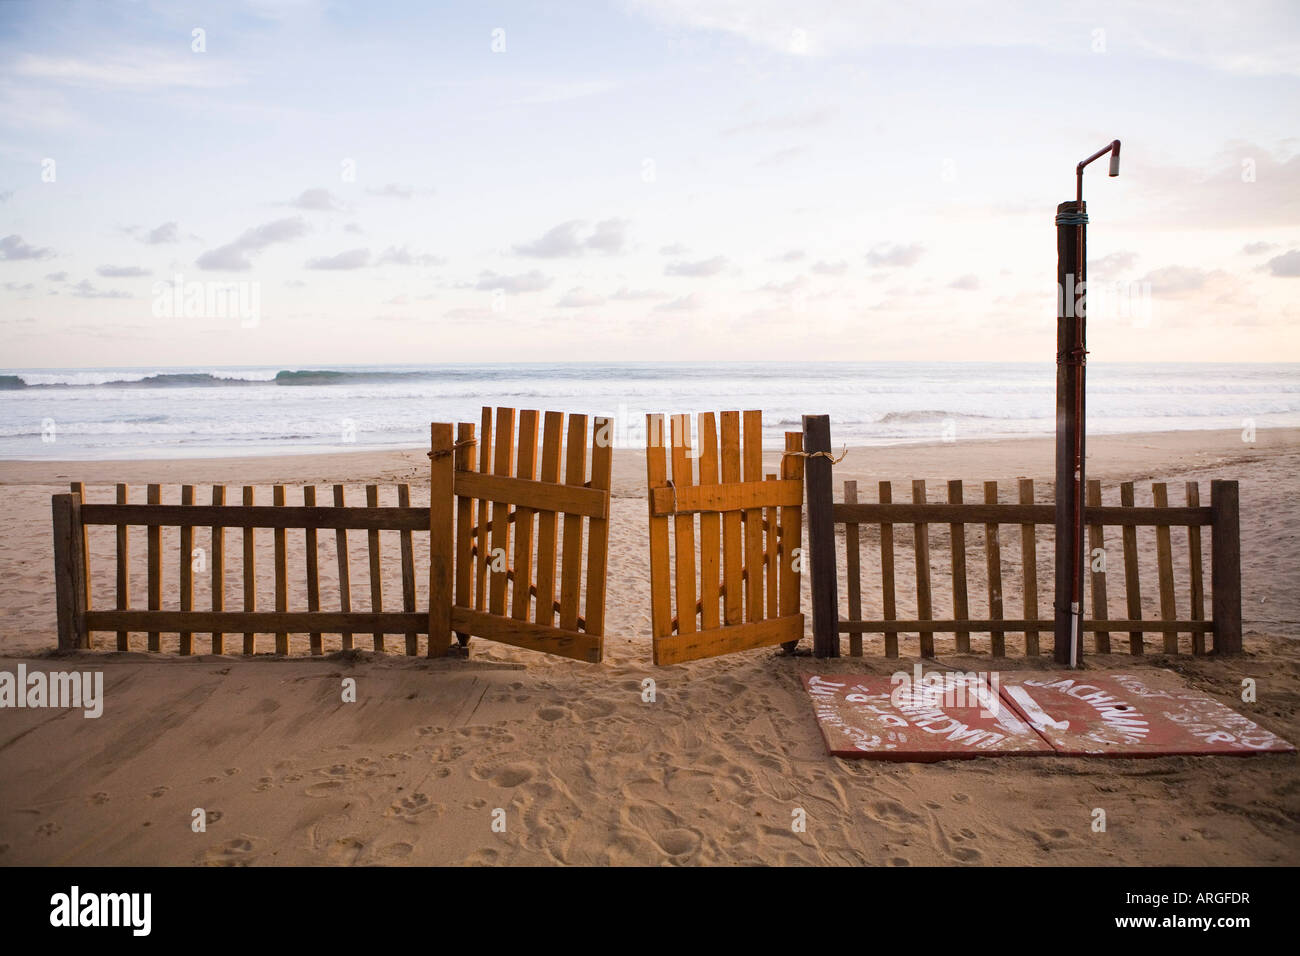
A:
<box><xmin>645</xmin><ymin>411</ymin><xmax>805</xmax><ymax>664</ymax></box>
<box><xmin>430</xmin><ymin>407</ymin><xmax>614</xmax><ymax>662</ymax></box>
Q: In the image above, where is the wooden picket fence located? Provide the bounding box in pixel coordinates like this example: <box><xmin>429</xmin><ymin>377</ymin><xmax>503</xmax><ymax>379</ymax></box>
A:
<box><xmin>805</xmin><ymin>470</ymin><xmax>1242</xmax><ymax>659</ymax></box>
<box><xmin>51</xmin><ymin>407</ymin><xmax>613</xmax><ymax>662</ymax></box>
<box><xmin>645</xmin><ymin>410</ymin><xmax>805</xmax><ymax>664</ymax></box>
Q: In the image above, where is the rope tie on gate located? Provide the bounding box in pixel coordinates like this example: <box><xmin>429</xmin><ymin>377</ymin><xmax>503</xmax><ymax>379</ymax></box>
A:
<box><xmin>428</xmin><ymin>437</ymin><xmax>478</xmax><ymax>460</ymax></box>
<box><xmin>782</xmin><ymin>446</ymin><xmax>848</xmax><ymax>464</ymax></box>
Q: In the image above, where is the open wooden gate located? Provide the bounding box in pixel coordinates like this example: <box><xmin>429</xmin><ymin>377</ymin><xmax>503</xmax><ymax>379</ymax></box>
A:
<box><xmin>430</xmin><ymin>406</ymin><xmax>613</xmax><ymax>663</ymax></box>
<box><xmin>645</xmin><ymin>410</ymin><xmax>805</xmax><ymax>664</ymax></box>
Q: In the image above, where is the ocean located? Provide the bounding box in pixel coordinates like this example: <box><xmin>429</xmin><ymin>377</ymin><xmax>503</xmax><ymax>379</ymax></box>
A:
<box><xmin>1</xmin><ymin>362</ymin><xmax>1297</xmax><ymax>460</ymax></box>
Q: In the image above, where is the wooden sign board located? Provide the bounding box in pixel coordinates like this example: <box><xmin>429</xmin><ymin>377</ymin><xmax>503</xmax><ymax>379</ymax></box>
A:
<box><xmin>999</xmin><ymin>671</ymin><xmax>1296</xmax><ymax>757</ymax></box>
<box><xmin>802</xmin><ymin>674</ymin><xmax>1052</xmax><ymax>760</ymax></box>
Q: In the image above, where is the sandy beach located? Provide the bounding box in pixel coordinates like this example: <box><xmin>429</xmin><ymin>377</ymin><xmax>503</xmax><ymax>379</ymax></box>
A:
<box><xmin>1</xmin><ymin>426</ymin><xmax>1297</xmax><ymax>866</ymax></box>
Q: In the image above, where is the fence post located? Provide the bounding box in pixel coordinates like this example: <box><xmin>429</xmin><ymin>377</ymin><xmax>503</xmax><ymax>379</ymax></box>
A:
<box><xmin>1210</xmin><ymin>479</ymin><xmax>1241</xmax><ymax>655</ymax></box>
<box><xmin>52</xmin><ymin>492</ymin><xmax>89</xmax><ymax>650</ymax></box>
<box><xmin>802</xmin><ymin>414</ymin><xmax>839</xmax><ymax>658</ymax></box>
<box><xmin>428</xmin><ymin>422</ymin><xmax>455</xmax><ymax>657</ymax></box>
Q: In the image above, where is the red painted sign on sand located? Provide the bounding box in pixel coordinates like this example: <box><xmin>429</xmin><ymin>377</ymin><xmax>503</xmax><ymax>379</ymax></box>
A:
<box><xmin>802</xmin><ymin>673</ymin><xmax>1052</xmax><ymax>760</ymax></box>
<box><xmin>999</xmin><ymin>671</ymin><xmax>1295</xmax><ymax>757</ymax></box>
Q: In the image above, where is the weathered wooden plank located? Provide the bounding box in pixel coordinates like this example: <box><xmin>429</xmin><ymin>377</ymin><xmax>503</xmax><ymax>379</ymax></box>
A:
<box><xmin>302</xmin><ymin>486</ymin><xmax>321</xmax><ymax>655</ymax></box>
<box><xmin>742</xmin><ymin>410</ymin><xmax>765</xmax><ymax>623</ymax></box>
<box><xmin>429</xmin><ymin>423</ymin><xmax>455</xmax><ymax>658</ymax></box>
<box><xmin>646</xmin><ymin>414</ymin><xmax>673</xmax><ymax>658</ymax></box>
<box><xmin>654</xmin><ymin>614</ymin><xmax>804</xmax><ymax>666</ymax></box>
<box><xmin>1018</xmin><ymin>478</ymin><xmax>1040</xmax><ymax>657</ymax></box>
<box><xmin>533</xmin><ymin>413</ymin><xmax>562</xmax><ymax>628</ymax></box>
<box><xmin>649</xmin><ymin>479</ymin><xmax>803</xmax><ymax>516</ymax></box>
<box><xmin>948</xmin><ymin>480</ymin><xmax>970</xmax><ymax>653</ymax></box>
<box><xmin>333</xmin><ymin>484</ymin><xmax>353</xmax><ymax>651</ymax></box>
<box><xmin>179</xmin><ymin>484</ymin><xmax>195</xmax><ymax>655</ymax></box>
<box><xmin>398</xmin><ymin>483</ymin><xmax>418</xmax><ymax>654</ymax></box>
<box><xmin>242</xmin><ymin>486</ymin><xmax>255</xmax><ymax>654</ymax></box>
<box><xmin>911</xmin><ymin>480</ymin><xmax>934</xmax><ymax>657</ymax></box>
<box><xmin>1153</xmin><ymin>483</ymin><xmax>1179</xmax><ymax>654</ymax></box>
<box><xmin>210</xmin><ymin>485</ymin><xmax>226</xmax><ymax>654</ymax></box>
<box><xmin>83</xmin><ymin>503</ymin><xmax>426</xmax><ymax>531</ymax></box>
<box><xmin>510</xmin><ymin>410</ymin><xmax>540</xmax><ymax>622</ymax></box>
<box><xmin>720</xmin><ymin>411</ymin><xmax>744</xmax><ymax>627</ymax></box>
<box><xmin>583</xmin><ymin>416</ymin><xmax>613</xmax><ymax>649</ymax></box>
<box><xmin>984</xmin><ymin>481</ymin><xmax>1005</xmax><ymax>656</ymax></box>
<box><xmin>475</xmin><ymin>406</ymin><xmax>493</xmax><ymax>611</ymax></box>
<box><xmin>829</xmin><ymin>503</ymin><xmax>1211</xmax><ymax>526</ymax></box>
<box><xmin>116</xmin><ymin>483</ymin><xmax>130</xmax><ymax>651</ymax></box>
<box><xmin>91</xmin><ymin>609</ymin><xmax>426</xmax><ymax>635</ymax></box>
<box><xmin>558</xmin><ymin>414</ymin><xmax>588</xmax><ymax>632</ymax></box>
<box><xmin>670</xmin><ymin>414</ymin><xmax>698</xmax><ymax>636</ymax></box>
<box><xmin>838</xmin><ymin>618</ymin><xmax>1212</xmax><ymax>634</ymax></box>
<box><xmin>1187</xmin><ymin>482</ymin><xmax>1206</xmax><ymax>655</ymax></box>
<box><xmin>489</xmin><ymin>407</ymin><xmax>516</xmax><ymax>617</ymax></box>
<box><xmin>456</xmin><ymin>470</ymin><xmax>608</xmax><ymax>520</ymax></box>
<box><xmin>451</xmin><ymin>606</ymin><xmax>599</xmax><ymax>663</ymax></box>
<box><xmin>697</xmin><ymin>413</ymin><xmax>722</xmax><ymax>633</ymax></box>
<box><xmin>1086</xmin><ymin>480</ymin><xmax>1111</xmax><ymax>653</ymax></box>
<box><xmin>802</xmin><ymin>414</ymin><xmax>838</xmax><ymax>657</ymax></box>
<box><xmin>1210</xmin><ymin>480</ymin><xmax>1241</xmax><ymax>654</ymax></box>
<box><xmin>52</xmin><ymin>494</ymin><xmax>88</xmax><ymax>650</ymax></box>
<box><xmin>778</xmin><ymin>431</ymin><xmax>804</xmax><ymax>652</ymax></box>
<box><xmin>273</xmin><ymin>485</ymin><xmax>288</xmax><ymax>655</ymax></box>
<box><xmin>454</xmin><ymin>421</ymin><xmax>477</xmax><ymax>646</ymax></box>
<box><xmin>845</xmin><ymin>481</ymin><xmax>862</xmax><ymax>657</ymax></box>
<box><xmin>366</xmin><ymin>484</ymin><xmax>384</xmax><ymax>651</ymax></box>
<box><xmin>879</xmin><ymin>481</ymin><xmax>898</xmax><ymax>658</ymax></box>
<box><xmin>147</xmin><ymin>484</ymin><xmax>161</xmax><ymax>653</ymax></box>
<box><xmin>70</xmin><ymin>482</ymin><xmax>91</xmax><ymax>620</ymax></box>
<box><xmin>1120</xmin><ymin>481</ymin><xmax>1144</xmax><ymax>655</ymax></box>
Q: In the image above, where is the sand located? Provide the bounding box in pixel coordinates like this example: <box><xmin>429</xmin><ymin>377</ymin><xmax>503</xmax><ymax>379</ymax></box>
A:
<box><xmin>0</xmin><ymin>426</ymin><xmax>1297</xmax><ymax>865</ymax></box>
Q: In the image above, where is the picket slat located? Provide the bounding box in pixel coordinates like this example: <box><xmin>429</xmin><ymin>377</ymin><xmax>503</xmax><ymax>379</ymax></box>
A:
<box><xmin>488</xmin><ymin>407</ymin><xmax>516</xmax><ymax>618</ymax></box>
<box><xmin>1018</xmin><ymin>479</ymin><xmax>1040</xmax><ymax>657</ymax></box>
<box><xmin>720</xmin><ymin>411</ymin><xmax>744</xmax><ymax>626</ymax></box>
<box><xmin>698</xmin><ymin>413</ymin><xmax>722</xmax><ymax>632</ymax></box>
<box><xmin>912</xmin><ymin>480</ymin><xmax>933</xmax><ymax>657</ymax></box>
<box><xmin>333</xmin><ymin>485</ymin><xmax>353</xmax><ymax>651</ymax></box>
<box><xmin>454</xmin><ymin>422</ymin><xmax>476</xmax><ymax>647</ymax></box>
<box><xmin>984</xmin><ymin>481</ymin><xmax>1005</xmax><ymax>656</ymax></box>
<box><xmin>1086</xmin><ymin>480</ymin><xmax>1111</xmax><ymax>653</ymax></box>
<box><xmin>511</xmin><ymin>410</ymin><xmax>540</xmax><ymax>622</ymax></box>
<box><xmin>558</xmin><ymin>414</ymin><xmax>588</xmax><ymax>631</ymax></box>
<box><xmin>305</xmin><ymin>486</ymin><xmax>322</xmax><ymax>654</ymax></box>
<box><xmin>179</xmin><ymin>485</ymin><xmax>194</xmax><ymax>655</ymax></box>
<box><xmin>1121</xmin><ymin>481</ymin><xmax>1144</xmax><ymax>655</ymax></box>
<box><xmin>398</xmin><ymin>483</ymin><xmax>418</xmax><ymax>654</ymax></box>
<box><xmin>671</xmin><ymin>414</ymin><xmax>698</xmax><ymax>636</ymax></box>
<box><xmin>242</xmin><ymin>486</ymin><xmax>255</xmax><ymax>654</ymax></box>
<box><xmin>948</xmin><ymin>480</ymin><xmax>969</xmax><ymax>653</ymax></box>
<box><xmin>148</xmin><ymin>484</ymin><xmax>161</xmax><ymax>653</ymax></box>
<box><xmin>742</xmin><ymin>410</ymin><xmax>764</xmax><ymax>622</ymax></box>
<box><xmin>879</xmin><ymin>481</ymin><xmax>898</xmax><ymax>658</ymax></box>
<box><xmin>366</xmin><ymin>484</ymin><xmax>383</xmax><ymax>652</ymax></box>
<box><xmin>845</xmin><ymin>481</ymin><xmax>862</xmax><ymax>657</ymax></box>
<box><xmin>1153</xmin><ymin>482</ymin><xmax>1179</xmax><ymax>653</ymax></box>
<box><xmin>475</xmin><ymin>407</ymin><xmax>493</xmax><ymax>612</ymax></box>
<box><xmin>646</xmin><ymin>414</ymin><xmax>673</xmax><ymax>649</ymax></box>
<box><xmin>583</xmin><ymin>417</ymin><xmax>614</xmax><ymax>642</ymax></box>
<box><xmin>1187</xmin><ymin>482</ymin><xmax>1206</xmax><ymax>655</ymax></box>
<box><xmin>778</xmin><ymin>431</ymin><xmax>804</xmax><ymax>644</ymax></box>
<box><xmin>116</xmin><ymin>483</ymin><xmax>130</xmax><ymax>651</ymax></box>
<box><xmin>533</xmin><ymin>412</ymin><xmax>563</xmax><ymax>628</ymax></box>
<box><xmin>274</xmin><ymin>485</ymin><xmax>289</xmax><ymax>655</ymax></box>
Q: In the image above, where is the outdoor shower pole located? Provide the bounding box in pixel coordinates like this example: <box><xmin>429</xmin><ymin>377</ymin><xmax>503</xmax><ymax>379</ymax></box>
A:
<box><xmin>1054</xmin><ymin>139</ymin><xmax>1120</xmax><ymax>668</ymax></box>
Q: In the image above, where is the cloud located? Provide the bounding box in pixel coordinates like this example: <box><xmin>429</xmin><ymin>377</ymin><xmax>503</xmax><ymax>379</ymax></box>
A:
<box><xmin>514</xmin><ymin>219</ymin><xmax>629</xmax><ymax>257</ymax></box>
<box><xmin>1093</xmin><ymin>251</ymin><xmax>1139</xmax><ymax>274</ymax></box>
<box><xmin>660</xmin><ymin>243</ymin><xmax>689</xmax><ymax>256</ymax></box>
<box><xmin>0</xmin><ymin>234</ymin><xmax>54</xmax><ymax>261</ymax></box>
<box><xmin>724</xmin><ymin>108</ymin><xmax>834</xmax><ymax>136</ymax></box>
<box><xmin>44</xmin><ymin>271</ymin><xmax>68</xmax><ymax>282</ymax></box>
<box><xmin>70</xmin><ymin>279</ymin><xmax>132</xmax><ymax>299</ymax></box>
<box><xmin>144</xmin><ymin>222</ymin><xmax>180</xmax><ymax>244</ymax></box>
<box><xmin>4</xmin><ymin>282</ymin><xmax>34</xmax><ymax>293</ymax></box>
<box><xmin>12</xmin><ymin>51</ymin><xmax>241</xmax><ymax>89</ymax></box>
<box><xmin>196</xmin><ymin>217</ymin><xmax>308</xmax><ymax>271</ymax></box>
<box><xmin>655</xmin><ymin>293</ymin><xmax>704</xmax><ymax>312</ymax></box>
<box><xmin>475</xmin><ymin>270</ymin><xmax>552</xmax><ymax>294</ymax></box>
<box><xmin>1139</xmin><ymin>265</ymin><xmax>1215</xmax><ymax>296</ymax></box>
<box><xmin>611</xmin><ymin>287</ymin><xmax>669</xmax><ymax>301</ymax></box>
<box><xmin>0</xmin><ymin>190</ymin><xmax>13</xmax><ymax>203</ymax></box>
<box><xmin>344</xmin><ymin>222</ymin><xmax>364</xmax><ymax>234</ymax></box>
<box><xmin>1136</xmin><ymin>143</ymin><xmax>1300</xmax><ymax>228</ymax></box>
<box><xmin>774</xmin><ymin>249</ymin><xmax>804</xmax><ymax>262</ymax></box>
<box><xmin>665</xmin><ymin>255</ymin><xmax>728</xmax><ymax>277</ymax></box>
<box><xmin>810</xmin><ymin>259</ymin><xmax>848</xmax><ymax>276</ymax></box>
<box><xmin>288</xmin><ymin>188</ymin><xmax>345</xmax><ymax>211</ymax></box>
<box><xmin>557</xmin><ymin>287</ymin><xmax>606</xmax><ymax>308</ymax></box>
<box><xmin>366</xmin><ymin>184</ymin><xmax>422</xmax><ymax>200</ymax></box>
<box><xmin>306</xmin><ymin>248</ymin><xmax>371</xmax><ymax>270</ymax></box>
<box><xmin>948</xmin><ymin>274</ymin><xmax>981</xmax><ymax>291</ymax></box>
<box><xmin>97</xmin><ymin>264</ymin><xmax>151</xmax><ymax>278</ymax></box>
<box><xmin>1242</xmin><ymin>241</ymin><xmax>1278</xmax><ymax>255</ymax></box>
<box><xmin>866</xmin><ymin>242</ymin><xmax>924</xmax><ymax>267</ymax></box>
<box><xmin>1264</xmin><ymin>250</ymin><xmax>1300</xmax><ymax>277</ymax></box>
<box><xmin>375</xmin><ymin>246</ymin><xmax>445</xmax><ymax>267</ymax></box>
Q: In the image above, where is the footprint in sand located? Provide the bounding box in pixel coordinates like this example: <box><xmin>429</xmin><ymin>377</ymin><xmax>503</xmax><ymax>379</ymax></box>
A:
<box><xmin>380</xmin><ymin>842</ymin><xmax>414</xmax><ymax>861</ymax></box>
<box><xmin>469</xmin><ymin>753</ymin><xmax>537</xmax><ymax>788</ymax></box>
<box><xmin>304</xmin><ymin>780</ymin><xmax>346</xmax><ymax>798</ymax></box>
<box><xmin>88</xmin><ymin>792</ymin><xmax>109</xmax><ymax>806</ymax></box>
<box><xmin>150</xmin><ymin>786</ymin><xmax>169</xmax><ymax>799</ymax></box>
<box><xmin>201</xmin><ymin>836</ymin><xmax>257</xmax><ymax>866</ymax></box>
<box><xmin>326</xmin><ymin>836</ymin><xmax>366</xmax><ymax>865</ymax></box>
<box><xmin>384</xmin><ymin>792</ymin><xmax>444</xmax><ymax>820</ymax></box>
<box><xmin>536</xmin><ymin>706</ymin><xmax>571</xmax><ymax>722</ymax></box>
<box><xmin>36</xmin><ymin>821</ymin><xmax>61</xmax><ymax>836</ymax></box>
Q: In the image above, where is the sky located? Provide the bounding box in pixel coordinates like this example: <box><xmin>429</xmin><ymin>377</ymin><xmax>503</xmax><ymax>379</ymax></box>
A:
<box><xmin>1</xmin><ymin>0</ymin><xmax>1298</xmax><ymax>368</ymax></box>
